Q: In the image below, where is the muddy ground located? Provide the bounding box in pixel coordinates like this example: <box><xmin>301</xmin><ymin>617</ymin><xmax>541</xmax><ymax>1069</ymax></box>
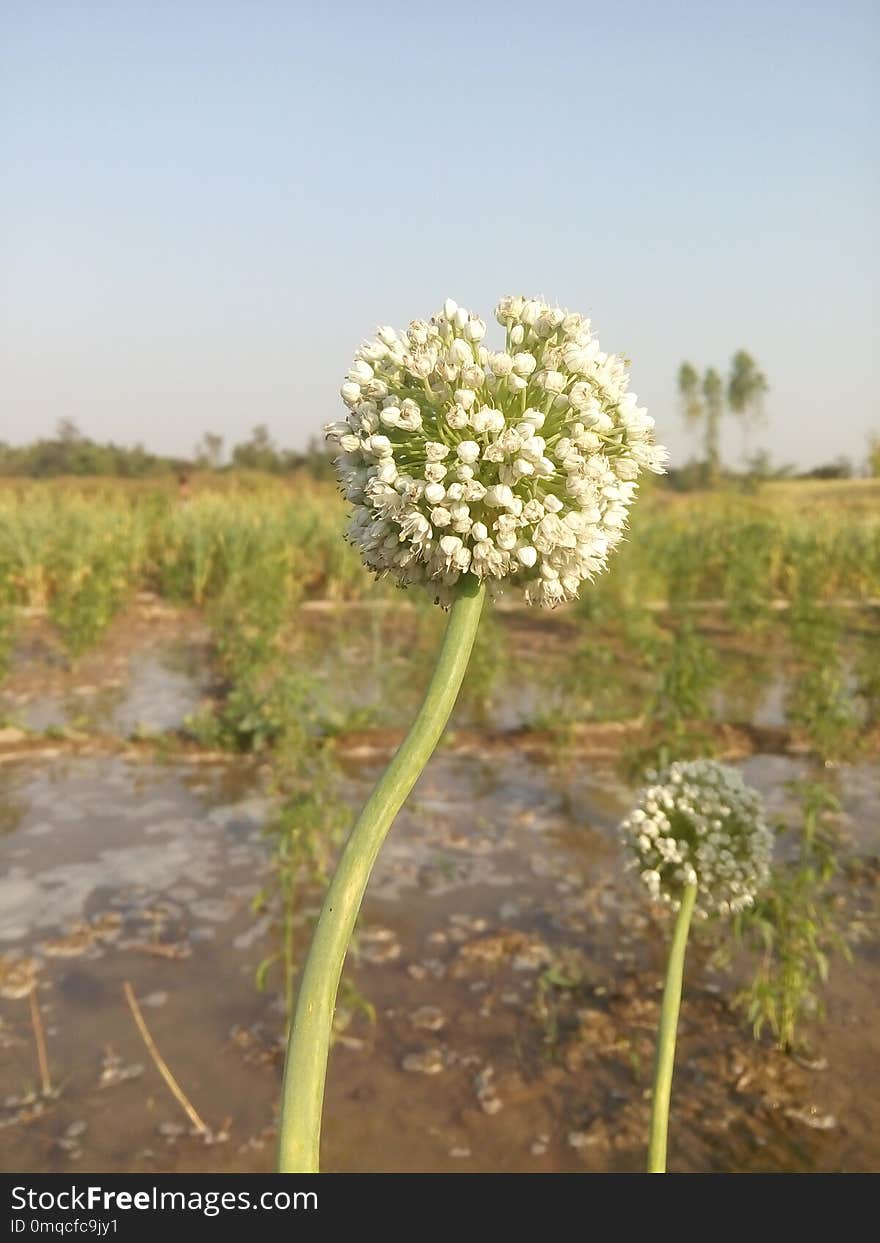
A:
<box><xmin>0</xmin><ymin>602</ymin><xmax>877</xmax><ymax>1173</ymax></box>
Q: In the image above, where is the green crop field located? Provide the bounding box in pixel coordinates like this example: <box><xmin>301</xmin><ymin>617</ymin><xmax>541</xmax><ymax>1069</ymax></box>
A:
<box><xmin>0</xmin><ymin>472</ymin><xmax>878</xmax><ymax>1174</ymax></box>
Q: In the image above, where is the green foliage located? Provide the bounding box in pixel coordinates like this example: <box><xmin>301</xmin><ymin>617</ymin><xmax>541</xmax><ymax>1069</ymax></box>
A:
<box><xmin>456</xmin><ymin>604</ymin><xmax>504</xmax><ymax>724</ymax></box>
<box><xmin>0</xmin><ymin>421</ymin><xmax>338</xmax><ymax>480</ymax></box>
<box><xmin>253</xmin><ymin>761</ymin><xmax>349</xmax><ymax>1020</ymax></box>
<box><xmin>186</xmin><ymin>557</ymin><xmax>351</xmax><ymax>1020</ymax></box>
<box><xmin>0</xmin><ymin>603</ymin><xmax>13</xmax><ymax>685</ymax></box>
<box><xmin>0</xmin><ymin>420</ymin><xmax>183</xmax><ymax>478</ymax></box>
<box><xmin>785</xmin><ymin>590</ymin><xmax>859</xmax><ymax>762</ymax></box>
<box><xmin>576</xmin><ymin>500</ymin><xmax>880</xmax><ymax>626</ymax></box>
<box><xmin>567</xmin><ymin>635</ymin><xmax>636</xmax><ymax>722</ymax></box>
<box><xmin>721</xmin><ymin>522</ymin><xmax>776</xmax><ymax>631</ymax></box>
<box><xmin>648</xmin><ymin>622</ymin><xmax>720</xmax><ymax>727</ymax></box>
<box><xmin>727</xmin><ymin>782</ymin><xmax>851</xmax><ymax>1053</ymax></box>
<box><xmin>623</xmin><ymin>618</ymin><xmax>721</xmax><ymax>778</ymax></box>
<box><xmin>531</xmin><ymin>951</ymin><xmax>587</xmax><ymax>1058</ymax></box>
<box><xmin>854</xmin><ymin>617</ymin><xmax>880</xmax><ymax>727</ymax></box>
<box><xmin>0</xmin><ymin>481</ymin><xmax>371</xmax><ymax>660</ymax></box>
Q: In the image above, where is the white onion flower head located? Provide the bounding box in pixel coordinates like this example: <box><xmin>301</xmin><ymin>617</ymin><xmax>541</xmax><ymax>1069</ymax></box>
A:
<box><xmin>620</xmin><ymin>760</ymin><xmax>773</xmax><ymax>920</ymax></box>
<box><xmin>326</xmin><ymin>296</ymin><xmax>668</xmax><ymax>606</ymax></box>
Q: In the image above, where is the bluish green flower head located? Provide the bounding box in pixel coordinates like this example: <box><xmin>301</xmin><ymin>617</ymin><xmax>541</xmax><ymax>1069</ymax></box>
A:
<box><xmin>620</xmin><ymin>759</ymin><xmax>773</xmax><ymax>920</ymax></box>
<box><xmin>326</xmin><ymin>297</ymin><xmax>667</xmax><ymax>606</ymax></box>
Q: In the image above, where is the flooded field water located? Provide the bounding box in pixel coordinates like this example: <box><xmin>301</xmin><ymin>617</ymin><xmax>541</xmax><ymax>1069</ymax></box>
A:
<box><xmin>0</xmin><ymin>605</ymin><xmax>877</xmax><ymax>1173</ymax></box>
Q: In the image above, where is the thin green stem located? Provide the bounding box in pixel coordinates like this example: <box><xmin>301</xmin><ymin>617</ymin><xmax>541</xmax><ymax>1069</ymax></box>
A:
<box><xmin>277</xmin><ymin>576</ymin><xmax>486</xmax><ymax>1172</ymax></box>
<box><xmin>647</xmin><ymin>882</ymin><xmax>697</xmax><ymax>1174</ymax></box>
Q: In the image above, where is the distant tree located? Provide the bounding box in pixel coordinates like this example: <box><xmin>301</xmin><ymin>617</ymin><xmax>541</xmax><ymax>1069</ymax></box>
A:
<box><xmin>676</xmin><ymin>362</ymin><xmax>721</xmax><ymax>482</ymax></box>
<box><xmin>677</xmin><ymin>363</ymin><xmax>703</xmax><ymax>427</ymax></box>
<box><xmin>868</xmin><ymin>433</ymin><xmax>880</xmax><ymax>478</ymax></box>
<box><xmin>55</xmin><ymin>417</ymin><xmax>84</xmax><ymax>444</ymax></box>
<box><xmin>745</xmin><ymin>450</ymin><xmax>794</xmax><ymax>481</ymax></box>
<box><xmin>664</xmin><ymin>458</ymin><xmax>712</xmax><ymax>492</ymax></box>
<box><xmin>678</xmin><ymin>350</ymin><xmax>769</xmax><ymax>481</ymax></box>
<box><xmin>0</xmin><ymin>423</ymin><xmax>337</xmax><ymax>480</ymax></box>
<box><xmin>0</xmin><ymin>427</ymin><xmax>182</xmax><ymax>478</ymax></box>
<box><xmin>727</xmin><ymin>350</ymin><xmax>768</xmax><ymax>464</ymax></box>
<box><xmin>300</xmin><ymin>435</ymin><xmax>337</xmax><ymax>482</ymax></box>
<box><xmin>701</xmin><ymin>368</ymin><xmax>723</xmax><ymax>480</ymax></box>
<box><xmin>231</xmin><ymin>424</ymin><xmax>283</xmax><ymax>472</ymax></box>
<box><xmin>194</xmin><ymin>431</ymin><xmax>225</xmax><ymax>470</ymax></box>
<box><xmin>801</xmin><ymin>457</ymin><xmax>852</xmax><ymax>481</ymax></box>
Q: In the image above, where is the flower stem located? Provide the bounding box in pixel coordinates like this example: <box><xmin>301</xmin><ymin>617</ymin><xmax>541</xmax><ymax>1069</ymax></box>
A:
<box><xmin>277</xmin><ymin>575</ymin><xmax>486</xmax><ymax>1172</ymax></box>
<box><xmin>647</xmin><ymin>881</ymin><xmax>697</xmax><ymax>1173</ymax></box>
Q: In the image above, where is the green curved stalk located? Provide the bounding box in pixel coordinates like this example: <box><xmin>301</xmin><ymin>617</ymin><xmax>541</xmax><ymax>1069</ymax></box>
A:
<box><xmin>648</xmin><ymin>882</ymin><xmax>697</xmax><ymax>1174</ymax></box>
<box><xmin>277</xmin><ymin>576</ymin><xmax>486</xmax><ymax>1172</ymax></box>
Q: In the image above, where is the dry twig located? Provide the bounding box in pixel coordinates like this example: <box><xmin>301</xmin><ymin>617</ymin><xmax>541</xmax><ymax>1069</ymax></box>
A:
<box><xmin>122</xmin><ymin>981</ymin><xmax>209</xmax><ymax>1135</ymax></box>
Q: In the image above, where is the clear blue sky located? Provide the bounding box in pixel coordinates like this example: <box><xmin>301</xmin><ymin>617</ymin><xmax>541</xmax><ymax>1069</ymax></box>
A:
<box><xmin>1</xmin><ymin>0</ymin><xmax>877</xmax><ymax>470</ymax></box>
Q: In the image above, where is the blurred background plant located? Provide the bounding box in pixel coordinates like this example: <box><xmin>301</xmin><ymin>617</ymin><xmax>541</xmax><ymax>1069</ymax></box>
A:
<box><xmin>719</xmin><ymin>781</ymin><xmax>852</xmax><ymax>1053</ymax></box>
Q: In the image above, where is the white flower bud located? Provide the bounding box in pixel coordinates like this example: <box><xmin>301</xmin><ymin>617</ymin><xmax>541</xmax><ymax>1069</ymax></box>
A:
<box><xmin>439</xmin><ymin>533</ymin><xmax>463</xmax><ymax>559</ymax></box>
<box><xmin>471</xmin><ymin>408</ymin><xmax>505</xmax><ymax>435</ymax></box>
<box><xmin>369</xmin><ymin>434</ymin><xmax>392</xmax><ymax>456</ymax></box>
<box><xmin>520</xmin><ymin>299</ymin><xmax>542</xmax><ymax>326</ymax></box>
<box><xmin>516</xmin><ymin>545</ymin><xmax>538</xmax><ymax>568</ymax></box>
<box><xmin>456</xmin><ymin>440</ymin><xmax>480</xmax><ymax>464</ymax></box>
<box><xmin>424</xmin><ymin>482</ymin><xmax>448</xmax><ymax>505</ymax></box>
<box><xmin>397</xmin><ymin>406</ymin><xmax>423</xmax><ymax>431</ymax></box>
<box><xmin>488</xmin><ymin>351</ymin><xmax>514</xmax><ymax>376</ymax></box>
<box><xmin>512</xmin><ymin>352</ymin><xmax>537</xmax><ymax>377</ymax></box>
<box><xmin>360</xmin><ymin>340</ymin><xmax>389</xmax><ymax>363</ymax></box>
<box><xmin>570</xmin><ymin>381</ymin><xmax>593</xmax><ymax>409</ymax></box>
<box><xmin>539</xmin><ymin>370</ymin><xmax>566</xmax><ymax>393</ymax></box>
<box><xmin>562</xmin><ymin>313</ymin><xmax>586</xmax><ymax>336</ymax></box>
<box><xmin>348</xmin><ymin>360</ymin><xmax>374</xmax><ymax>385</ymax></box>
<box><xmin>455</xmin><ymin>388</ymin><xmax>477</xmax><ymax>410</ymax></box>
<box><xmin>485</xmin><ymin>484</ymin><xmax>514</xmax><ymax>508</ymax></box>
<box><xmin>495</xmin><ymin>295</ymin><xmax>525</xmax><ymax>325</ymax></box>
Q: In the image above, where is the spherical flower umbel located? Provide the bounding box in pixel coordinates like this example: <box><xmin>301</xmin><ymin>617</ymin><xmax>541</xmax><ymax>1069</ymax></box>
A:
<box><xmin>620</xmin><ymin>760</ymin><xmax>773</xmax><ymax>920</ymax></box>
<box><xmin>325</xmin><ymin>297</ymin><xmax>668</xmax><ymax>606</ymax></box>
